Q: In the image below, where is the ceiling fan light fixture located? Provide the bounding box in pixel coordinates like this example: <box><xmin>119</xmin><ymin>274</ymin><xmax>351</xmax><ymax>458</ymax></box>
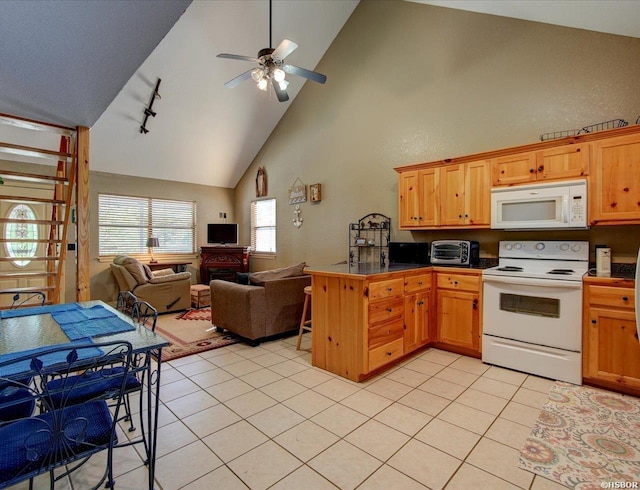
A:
<box><xmin>273</xmin><ymin>68</ymin><xmax>285</xmax><ymax>82</ymax></box>
<box><xmin>251</xmin><ymin>68</ymin><xmax>264</xmax><ymax>82</ymax></box>
<box><xmin>257</xmin><ymin>78</ymin><xmax>269</xmax><ymax>91</ymax></box>
<box><xmin>278</xmin><ymin>79</ymin><xmax>289</xmax><ymax>91</ymax></box>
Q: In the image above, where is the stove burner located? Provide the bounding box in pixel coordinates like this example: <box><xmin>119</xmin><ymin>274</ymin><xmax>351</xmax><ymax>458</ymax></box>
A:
<box><xmin>547</xmin><ymin>268</ymin><xmax>575</xmax><ymax>275</ymax></box>
<box><xmin>497</xmin><ymin>266</ymin><xmax>523</xmax><ymax>272</ymax></box>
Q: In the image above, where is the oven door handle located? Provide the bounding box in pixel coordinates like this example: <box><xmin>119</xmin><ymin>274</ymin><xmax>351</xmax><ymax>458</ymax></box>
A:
<box><xmin>482</xmin><ymin>275</ymin><xmax>583</xmax><ymax>289</ymax></box>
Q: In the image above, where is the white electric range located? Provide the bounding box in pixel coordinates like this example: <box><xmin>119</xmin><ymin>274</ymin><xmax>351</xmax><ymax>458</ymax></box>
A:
<box><xmin>482</xmin><ymin>240</ymin><xmax>589</xmax><ymax>384</ymax></box>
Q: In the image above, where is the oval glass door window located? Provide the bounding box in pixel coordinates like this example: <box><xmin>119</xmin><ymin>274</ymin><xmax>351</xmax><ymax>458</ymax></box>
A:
<box><xmin>5</xmin><ymin>204</ymin><xmax>38</xmax><ymax>266</ymax></box>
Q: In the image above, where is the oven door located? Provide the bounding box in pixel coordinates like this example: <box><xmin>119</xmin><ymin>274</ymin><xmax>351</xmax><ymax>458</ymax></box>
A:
<box><xmin>482</xmin><ymin>275</ymin><xmax>582</xmax><ymax>351</ymax></box>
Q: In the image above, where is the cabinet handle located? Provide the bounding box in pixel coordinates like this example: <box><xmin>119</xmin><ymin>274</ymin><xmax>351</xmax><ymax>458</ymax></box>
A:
<box><xmin>454</xmin><ymin>281</ymin><xmax>458</xmax><ymax>285</ymax></box>
<box><xmin>529</xmin><ymin>168</ymin><xmax>535</xmax><ymax>174</ymax></box>
<box><xmin>387</xmin><ymin>287</ymin><xmax>393</xmax><ymax>292</ymax></box>
<box><xmin>458</xmin><ymin>214</ymin><xmax>462</xmax><ymax>218</ymax></box>
<box><xmin>386</xmin><ymin>351</ymin><xmax>392</xmax><ymax>357</ymax></box>
<box><xmin>417</xmin><ymin>301</ymin><xmax>424</xmax><ymax>306</ymax></box>
<box><xmin>418</xmin><ymin>281</ymin><xmax>423</xmax><ymax>285</ymax></box>
<box><xmin>622</xmin><ymin>296</ymin><xmax>629</xmax><ymax>301</ymax></box>
<box><xmin>473</xmin><ymin>298</ymin><xmax>478</xmax><ymax>310</ymax></box>
<box><xmin>538</xmin><ymin>165</ymin><xmax>544</xmax><ymax>172</ymax></box>
<box><xmin>386</xmin><ymin>308</ymin><xmax>393</xmax><ymax>313</ymax></box>
<box><xmin>591</xmin><ymin>319</ymin><xmax>597</xmax><ymax>324</ymax></box>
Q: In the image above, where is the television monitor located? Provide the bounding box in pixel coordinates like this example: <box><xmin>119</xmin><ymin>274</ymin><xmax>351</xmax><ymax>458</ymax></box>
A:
<box><xmin>207</xmin><ymin>223</ymin><xmax>238</xmax><ymax>244</ymax></box>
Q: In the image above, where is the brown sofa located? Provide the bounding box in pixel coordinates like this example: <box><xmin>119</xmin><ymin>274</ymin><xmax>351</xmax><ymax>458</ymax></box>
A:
<box><xmin>210</xmin><ymin>263</ymin><xmax>311</xmax><ymax>345</ymax></box>
<box><xmin>110</xmin><ymin>255</ymin><xmax>191</xmax><ymax>313</ymax></box>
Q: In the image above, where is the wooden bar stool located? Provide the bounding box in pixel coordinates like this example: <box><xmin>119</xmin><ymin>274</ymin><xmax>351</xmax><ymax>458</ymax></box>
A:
<box><xmin>296</xmin><ymin>285</ymin><xmax>312</xmax><ymax>350</ymax></box>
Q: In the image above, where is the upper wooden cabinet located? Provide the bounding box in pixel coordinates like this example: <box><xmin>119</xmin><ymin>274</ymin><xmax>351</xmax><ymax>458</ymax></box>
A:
<box><xmin>491</xmin><ymin>144</ymin><xmax>589</xmax><ymax>186</ymax></box>
<box><xmin>398</xmin><ymin>160</ymin><xmax>489</xmax><ymax>229</ymax></box>
<box><xmin>399</xmin><ymin>168</ymin><xmax>439</xmax><ymax>228</ymax></box>
<box><xmin>590</xmin><ymin>133</ymin><xmax>640</xmax><ymax>225</ymax></box>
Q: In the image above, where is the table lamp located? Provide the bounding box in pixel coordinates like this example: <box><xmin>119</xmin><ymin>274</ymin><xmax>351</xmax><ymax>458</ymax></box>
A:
<box><xmin>146</xmin><ymin>237</ymin><xmax>160</xmax><ymax>263</ymax></box>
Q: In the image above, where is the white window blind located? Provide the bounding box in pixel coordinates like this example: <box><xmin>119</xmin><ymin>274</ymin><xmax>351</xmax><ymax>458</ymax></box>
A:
<box><xmin>99</xmin><ymin>194</ymin><xmax>196</xmax><ymax>256</ymax></box>
<box><xmin>251</xmin><ymin>198</ymin><xmax>276</xmax><ymax>254</ymax></box>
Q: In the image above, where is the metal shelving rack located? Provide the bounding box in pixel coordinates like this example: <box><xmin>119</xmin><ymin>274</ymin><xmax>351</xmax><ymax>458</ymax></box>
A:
<box><xmin>348</xmin><ymin>213</ymin><xmax>391</xmax><ymax>267</ymax></box>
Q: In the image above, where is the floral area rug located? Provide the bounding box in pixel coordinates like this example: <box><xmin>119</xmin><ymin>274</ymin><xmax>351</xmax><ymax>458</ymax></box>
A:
<box><xmin>155</xmin><ymin>307</ymin><xmax>241</xmax><ymax>362</ymax></box>
<box><xmin>519</xmin><ymin>381</ymin><xmax>640</xmax><ymax>489</ymax></box>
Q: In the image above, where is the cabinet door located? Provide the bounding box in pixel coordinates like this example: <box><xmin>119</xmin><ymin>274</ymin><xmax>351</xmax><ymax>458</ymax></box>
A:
<box><xmin>418</xmin><ymin>168</ymin><xmax>440</xmax><ymax>227</ymax></box>
<box><xmin>464</xmin><ymin>160</ymin><xmax>490</xmax><ymax>226</ymax></box>
<box><xmin>398</xmin><ymin>171</ymin><xmax>420</xmax><ymax>228</ymax></box>
<box><xmin>585</xmin><ymin>307</ymin><xmax>640</xmax><ymax>389</ymax></box>
<box><xmin>437</xmin><ymin>290</ymin><xmax>479</xmax><ymax>351</ymax></box>
<box><xmin>491</xmin><ymin>152</ymin><xmax>537</xmax><ymax>186</ymax></box>
<box><xmin>591</xmin><ymin>134</ymin><xmax>640</xmax><ymax>224</ymax></box>
<box><xmin>537</xmin><ymin>144</ymin><xmax>589</xmax><ymax>181</ymax></box>
<box><xmin>440</xmin><ymin>164</ymin><xmax>465</xmax><ymax>226</ymax></box>
<box><xmin>404</xmin><ymin>290</ymin><xmax>430</xmax><ymax>353</ymax></box>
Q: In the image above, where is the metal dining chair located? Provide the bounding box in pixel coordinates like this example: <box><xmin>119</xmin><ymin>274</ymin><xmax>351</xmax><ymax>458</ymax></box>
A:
<box><xmin>2</xmin><ymin>291</ymin><xmax>46</xmax><ymax>310</ymax></box>
<box><xmin>0</xmin><ymin>340</ymin><xmax>133</xmax><ymax>489</ymax></box>
<box><xmin>116</xmin><ymin>290</ymin><xmax>137</xmax><ymax>316</ymax></box>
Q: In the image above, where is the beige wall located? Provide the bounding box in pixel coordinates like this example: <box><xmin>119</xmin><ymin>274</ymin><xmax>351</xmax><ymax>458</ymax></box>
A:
<box><xmin>233</xmin><ymin>1</ymin><xmax>640</xmax><ymax>269</ymax></box>
<box><xmin>89</xmin><ymin>171</ymin><xmax>234</xmax><ymax>302</ymax></box>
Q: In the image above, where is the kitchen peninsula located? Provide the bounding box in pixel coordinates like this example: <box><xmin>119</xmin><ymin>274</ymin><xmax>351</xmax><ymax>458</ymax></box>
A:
<box><xmin>306</xmin><ymin>263</ymin><xmax>484</xmax><ymax>382</ymax></box>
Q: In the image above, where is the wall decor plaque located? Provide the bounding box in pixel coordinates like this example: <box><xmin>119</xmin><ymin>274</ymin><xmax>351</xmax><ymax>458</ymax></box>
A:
<box><xmin>256</xmin><ymin>167</ymin><xmax>267</xmax><ymax>197</ymax></box>
<box><xmin>310</xmin><ymin>183</ymin><xmax>322</xmax><ymax>202</ymax></box>
<box><xmin>288</xmin><ymin>177</ymin><xmax>307</xmax><ymax>204</ymax></box>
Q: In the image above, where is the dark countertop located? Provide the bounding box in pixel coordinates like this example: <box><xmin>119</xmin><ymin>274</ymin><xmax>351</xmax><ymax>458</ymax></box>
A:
<box><xmin>305</xmin><ymin>260</ymin><xmax>497</xmax><ymax>278</ymax></box>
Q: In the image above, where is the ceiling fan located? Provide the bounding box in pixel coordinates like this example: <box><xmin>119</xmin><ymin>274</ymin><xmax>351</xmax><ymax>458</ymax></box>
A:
<box><xmin>217</xmin><ymin>0</ymin><xmax>327</xmax><ymax>102</ymax></box>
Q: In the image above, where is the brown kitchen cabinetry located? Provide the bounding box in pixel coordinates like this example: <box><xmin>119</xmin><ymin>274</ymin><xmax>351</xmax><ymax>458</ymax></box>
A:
<box><xmin>199</xmin><ymin>246</ymin><xmax>250</xmax><ymax>284</ymax></box>
<box><xmin>492</xmin><ymin>144</ymin><xmax>589</xmax><ymax>186</ymax></box>
<box><xmin>590</xmin><ymin>133</ymin><xmax>640</xmax><ymax>225</ymax></box>
<box><xmin>435</xmin><ymin>270</ymin><xmax>481</xmax><ymax>354</ymax></box>
<box><xmin>398</xmin><ymin>168</ymin><xmax>439</xmax><ymax>228</ymax></box>
<box><xmin>583</xmin><ymin>280</ymin><xmax>640</xmax><ymax>394</ymax></box>
<box><xmin>398</xmin><ymin>160</ymin><xmax>489</xmax><ymax>229</ymax></box>
<box><xmin>404</xmin><ymin>272</ymin><xmax>432</xmax><ymax>354</ymax></box>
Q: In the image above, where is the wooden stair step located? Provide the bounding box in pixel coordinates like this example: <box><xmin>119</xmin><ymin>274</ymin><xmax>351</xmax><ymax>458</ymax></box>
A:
<box><xmin>0</xmin><ymin>169</ymin><xmax>69</xmax><ymax>184</ymax></box>
<box><xmin>0</xmin><ymin>272</ymin><xmax>57</xmax><ymax>279</ymax></box>
<box><xmin>0</xmin><ymin>195</ymin><xmax>66</xmax><ymax>205</ymax></box>
<box><xmin>0</xmin><ymin>218</ymin><xmax>64</xmax><ymax>226</ymax></box>
<box><xmin>0</xmin><ymin>141</ymin><xmax>73</xmax><ymax>161</ymax></box>
<box><xmin>0</xmin><ymin>286</ymin><xmax>54</xmax><ymax>293</ymax></box>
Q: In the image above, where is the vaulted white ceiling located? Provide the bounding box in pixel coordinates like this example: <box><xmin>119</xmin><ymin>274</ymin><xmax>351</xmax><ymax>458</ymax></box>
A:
<box><xmin>2</xmin><ymin>1</ymin><xmax>639</xmax><ymax>189</ymax></box>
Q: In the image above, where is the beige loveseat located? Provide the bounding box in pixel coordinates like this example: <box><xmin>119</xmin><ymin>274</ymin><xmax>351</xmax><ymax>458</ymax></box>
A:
<box><xmin>210</xmin><ymin>263</ymin><xmax>311</xmax><ymax>345</ymax></box>
<box><xmin>110</xmin><ymin>255</ymin><xmax>191</xmax><ymax>313</ymax></box>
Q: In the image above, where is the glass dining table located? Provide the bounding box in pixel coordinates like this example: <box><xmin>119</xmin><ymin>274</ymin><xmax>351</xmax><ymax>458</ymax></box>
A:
<box><xmin>0</xmin><ymin>300</ymin><xmax>170</xmax><ymax>489</ymax></box>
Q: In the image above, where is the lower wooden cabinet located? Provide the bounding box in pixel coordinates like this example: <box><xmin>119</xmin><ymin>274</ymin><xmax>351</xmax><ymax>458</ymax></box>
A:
<box><xmin>583</xmin><ymin>281</ymin><xmax>640</xmax><ymax>393</ymax></box>
<box><xmin>435</xmin><ymin>270</ymin><xmax>481</xmax><ymax>354</ymax></box>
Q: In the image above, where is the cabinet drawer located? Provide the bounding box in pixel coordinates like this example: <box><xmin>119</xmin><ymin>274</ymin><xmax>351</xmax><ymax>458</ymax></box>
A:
<box><xmin>369</xmin><ymin>278</ymin><xmax>405</xmax><ymax>301</ymax></box>
<box><xmin>369</xmin><ymin>318</ymin><xmax>404</xmax><ymax>349</ymax></box>
<box><xmin>436</xmin><ymin>273</ymin><xmax>479</xmax><ymax>291</ymax></box>
<box><xmin>369</xmin><ymin>337</ymin><xmax>404</xmax><ymax>371</ymax></box>
<box><xmin>588</xmin><ymin>286</ymin><xmax>635</xmax><ymax>310</ymax></box>
<box><xmin>405</xmin><ymin>273</ymin><xmax>432</xmax><ymax>294</ymax></box>
<box><xmin>369</xmin><ymin>297</ymin><xmax>404</xmax><ymax>325</ymax></box>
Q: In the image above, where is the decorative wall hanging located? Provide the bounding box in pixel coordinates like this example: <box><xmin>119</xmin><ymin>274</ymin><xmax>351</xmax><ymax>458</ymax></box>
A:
<box><xmin>288</xmin><ymin>177</ymin><xmax>307</xmax><ymax>204</ymax></box>
<box><xmin>310</xmin><ymin>183</ymin><xmax>322</xmax><ymax>202</ymax></box>
<box><xmin>293</xmin><ymin>204</ymin><xmax>303</xmax><ymax>228</ymax></box>
<box><xmin>256</xmin><ymin>167</ymin><xmax>267</xmax><ymax>197</ymax></box>
<box><xmin>140</xmin><ymin>78</ymin><xmax>161</xmax><ymax>134</ymax></box>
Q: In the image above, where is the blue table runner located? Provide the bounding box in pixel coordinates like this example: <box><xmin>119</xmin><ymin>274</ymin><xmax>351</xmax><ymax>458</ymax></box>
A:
<box><xmin>0</xmin><ymin>303</ymin><xmax>80</xmax><ymax>319</ymax></box>
<box><xmin>52</xmin><ymin>305</ymin><xmax>135</xmax><ymax>340</ymax></box>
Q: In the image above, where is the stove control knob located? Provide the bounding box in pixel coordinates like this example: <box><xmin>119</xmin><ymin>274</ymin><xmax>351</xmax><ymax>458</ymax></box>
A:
<box><xmin>505</xmin><ymin>243</ymin><xmax>513</xmax><ymax>250</ymax></box>
<box><xmin>535</xmin><ymin>242</ymin><xmax>545</xmax><ymax>250</ymax></box>
<box><xmin>560</xmin><ymin>243</ymin><xmax>570</xmax><ymax>251</ymax></box>
<box><xmin>571</xmin><ymin>243</ymin><xmax>582</xmax><ymax>252</ymax></box>
<box><xmin>514</xmin><ymin>243</ymin><xmax>522</xmax><ymax>250</ymax></box>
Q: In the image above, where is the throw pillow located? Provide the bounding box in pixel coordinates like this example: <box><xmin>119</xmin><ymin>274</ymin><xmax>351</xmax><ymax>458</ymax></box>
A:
<box><xmin>236</xmin><ymin>272</ymin><xmax>250</xmax><ymax>285</ymax></box>
<box><xmin>249</xmin><ymin>262</ymin><xmax>307</xmax><ymax>285</ymax></box>
<box><xmin>143</xmin><ymin>264</ymin><xmax>154</xmax><ymax>280</ymax></box>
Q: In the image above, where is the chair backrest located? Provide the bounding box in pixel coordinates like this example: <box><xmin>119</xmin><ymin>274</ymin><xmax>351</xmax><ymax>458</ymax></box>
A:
<box><xmin>116</xmin><ymin>290</ymin><xmax>138</xmax><ymax>316</ymax></box>
<box><xmin>0</xmin><ymin>340</ymin><xmax>133</xmax><ymax>488</ymax></box>
<box><xmin>2</xmin><ymin>291</ymin><xmax>46</xmax><ymax>310</ymax></box>
<box><xmin>132</xmin><ymin>300</ymin><xmax>158</xmax><ymax>332</ymax></box>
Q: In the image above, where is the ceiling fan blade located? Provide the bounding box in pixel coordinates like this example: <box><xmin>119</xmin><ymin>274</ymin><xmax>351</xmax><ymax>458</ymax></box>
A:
<box><xmin>224</xmin><ymin>69</ymin><xmax>254</xmax><ymax>88</ymax></box>
<box><xmin>284</xmin><ymin>64</ymin><xmax>327</xmax><ymax>84</ymax></box>
<box><xmin>217</xmin><ymin>53</ymin><xmax>258</xmax><ymax>62</ymax></box>
<box><xmin>271</xmin><ymin>39</ymin><xmax>298</xmax><ymax>61</ymax></box>
<box><xmin>273</xmin><ymin>82</ymin><xmax>289</xmax><ymax>102</ymax></box>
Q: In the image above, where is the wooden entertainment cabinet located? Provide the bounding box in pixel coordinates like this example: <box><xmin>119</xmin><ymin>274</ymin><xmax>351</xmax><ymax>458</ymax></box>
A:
<box><xmin>199</xmin><ymin>246</ymin><xmax>250</xmax><ymax>284</ymax></box>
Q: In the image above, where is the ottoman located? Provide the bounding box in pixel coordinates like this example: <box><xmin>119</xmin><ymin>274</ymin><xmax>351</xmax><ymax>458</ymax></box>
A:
<box><xmin>190</xmin><ymin>284</ymin><xmax>210</xmax><ymax>309</ymax></box>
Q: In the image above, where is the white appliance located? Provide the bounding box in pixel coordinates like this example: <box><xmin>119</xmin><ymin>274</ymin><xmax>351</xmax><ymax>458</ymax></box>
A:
<box><xmin>482</xmin><ymin>240</ymin><xmax>589</xmax><ymax>384</ymax></box>
<box><xmin>491</xmin><ymin>179</ymin><xmax>587</xmax><ymax>230</ymax></box>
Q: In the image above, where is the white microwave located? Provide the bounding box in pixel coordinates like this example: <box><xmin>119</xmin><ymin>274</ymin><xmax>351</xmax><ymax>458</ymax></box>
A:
<box><xmin>491</xmin><ymin>179</ymin><xmax>588</xmax><ymax>230</ymax></box>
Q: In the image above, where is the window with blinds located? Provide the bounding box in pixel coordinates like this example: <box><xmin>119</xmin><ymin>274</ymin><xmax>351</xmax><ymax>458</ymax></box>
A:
<box><xmin>99</xmin><ymin>194</ymin><xmax>196</xmax><ymax>256</ymax></box>
<box><xmin>251</xmin><ymin>198</ymin><xmax>276</xmax><ymax>254</ymax></box>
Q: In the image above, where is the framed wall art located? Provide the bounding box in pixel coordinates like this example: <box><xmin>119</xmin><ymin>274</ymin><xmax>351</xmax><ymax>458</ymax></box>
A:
<box><xmin>256</xmin><ymin>167</ymin><xmax>267</xmax><ymax>197</ymax></box>
<box><xmin>288</xmin><ymin>177</ymin><xmax>307</xmax><ymax>204</ymax></box>
<box><xmin>310</xmin><ymin>183</ymin><xmax>322</xmax><ymax>202</ymax></box>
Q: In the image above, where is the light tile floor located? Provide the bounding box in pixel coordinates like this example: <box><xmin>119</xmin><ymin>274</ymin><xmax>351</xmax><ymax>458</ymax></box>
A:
<box><xmin>16</xmin><ymin>334</ymin><xmax>578</xmax><ymax>490</ymax></box>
